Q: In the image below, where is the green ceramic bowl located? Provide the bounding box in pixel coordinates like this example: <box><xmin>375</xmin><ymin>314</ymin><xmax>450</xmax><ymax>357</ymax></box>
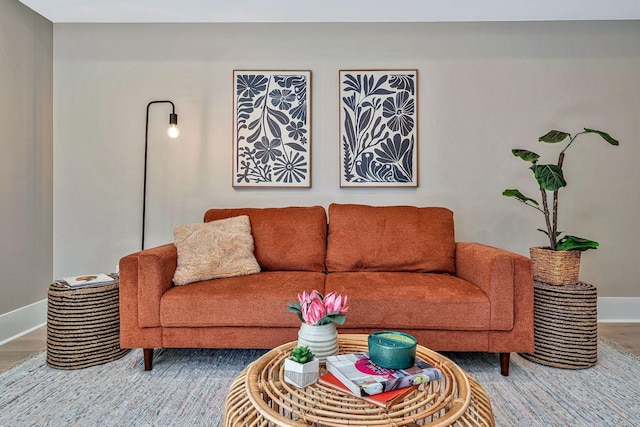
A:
<box><xmin>368</xmin><ymin>331</ymin><xmax>417</xmax><ymax>369</ymax></box>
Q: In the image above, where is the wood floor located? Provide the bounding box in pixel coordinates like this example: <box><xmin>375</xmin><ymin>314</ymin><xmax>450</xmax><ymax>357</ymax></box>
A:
<box><xmin>597</xmin><ymin>323</ymin><xmax>640</xmax><ymax>355</ymax></box>
<box><xmin>0</xmin><ymin>327</ymin><xmax>47</xmax><ymax>372</ymax></box>
<box><xmin>1</xmin><ymin>324</ymin><xmax>638</xmax><ymax>373</ymax></box>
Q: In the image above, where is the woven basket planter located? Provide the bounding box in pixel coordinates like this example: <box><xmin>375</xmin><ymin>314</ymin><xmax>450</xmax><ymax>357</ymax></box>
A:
<box><xmin>529</xmin><ymin>246</ymin><xmax>581</xmax><ymax>285</ymax></box>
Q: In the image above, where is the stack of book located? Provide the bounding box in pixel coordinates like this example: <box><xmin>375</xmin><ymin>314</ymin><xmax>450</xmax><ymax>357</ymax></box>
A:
<box><xmin>320</xmin><ymin>351</ymin><xmax>444</xmax><ymax>409</ymax></box>
<box><xmin>62</xmin><ymin>273</ymin><xmax>115</xmax><ymax>289</ymax></box>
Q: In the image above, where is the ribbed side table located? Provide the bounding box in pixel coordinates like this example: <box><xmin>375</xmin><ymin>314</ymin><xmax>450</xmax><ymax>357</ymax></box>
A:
<box><xmin>47</xmin><ymin>280</ymin><xmax>129</xmax><ymax>369</ymax></box>
<box><xmin>521</xmin><ymin>281</ymin><xmax>597</xmax><ymax>369</ymax></box>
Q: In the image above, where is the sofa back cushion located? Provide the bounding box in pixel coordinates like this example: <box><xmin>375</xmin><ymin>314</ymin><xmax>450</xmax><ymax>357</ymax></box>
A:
<box><xmin>326</xmin><ymin>204</ymin><xmax>455</xmax><ymax>273</ymax></box>
<box><xmin>204</xmin><ymin>206</ymin><xmax>327</xmax><ymax>272</ymax></box>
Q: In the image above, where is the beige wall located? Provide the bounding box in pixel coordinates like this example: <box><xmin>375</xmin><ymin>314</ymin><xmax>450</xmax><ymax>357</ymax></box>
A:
<box><xmin>0</xmin><ymin>0</ymin><xmax>53</xmax><ymax>315</ymax></box>
<box><xmin>53</xmin><ymin>21</ymin><xmax>640</xmax><ymax>298</ymax></box>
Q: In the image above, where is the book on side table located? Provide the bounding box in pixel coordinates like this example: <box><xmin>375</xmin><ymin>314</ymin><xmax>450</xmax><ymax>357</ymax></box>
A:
<box><xmin>62</xmin><ymin>273</ymin><xmax>115</xmax><ymax>288</ymax></box>
<box><xmin>325</xmin><ymin>352</ymin><xmax>443</xmax><ymax>397</ymax></box>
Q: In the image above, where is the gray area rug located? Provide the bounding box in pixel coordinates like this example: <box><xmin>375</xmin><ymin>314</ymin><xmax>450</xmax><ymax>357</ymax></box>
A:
<box><xmin>1</xmin><ymin>339</ymin><xmax>639</xmax><ymax>426</ymax></box>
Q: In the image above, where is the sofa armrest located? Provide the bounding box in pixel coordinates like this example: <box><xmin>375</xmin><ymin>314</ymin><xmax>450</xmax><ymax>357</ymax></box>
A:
<box><xmin>455</xmin><ymin>242</ymin><xmax>532</xmax><ymax>331</ymax></box>
<box><xmin>119</xmin><ymin>244</ymin><xmax>177</xmax><ymax>328</ymax></box>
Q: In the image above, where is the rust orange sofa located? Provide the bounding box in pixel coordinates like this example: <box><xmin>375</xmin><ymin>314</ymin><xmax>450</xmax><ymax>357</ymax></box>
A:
<box><xmin>119</xmin><ymin>203</ymin><xmax>534</xmax><ymax>375</ymax></box>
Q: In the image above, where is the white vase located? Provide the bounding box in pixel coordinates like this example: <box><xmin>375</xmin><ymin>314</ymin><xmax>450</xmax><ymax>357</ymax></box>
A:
<box><xmin>297</xmin><ymin>323</ymin><xmax>339</xmax><ymax>362</ymax></box>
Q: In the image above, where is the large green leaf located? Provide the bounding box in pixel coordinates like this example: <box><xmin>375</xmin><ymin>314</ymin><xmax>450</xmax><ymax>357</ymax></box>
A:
<box><xmin>503</xmin><ymin>189</ymin><xmax>539</xmax><ymax>206</ymax></box>
<box><xmin>584</xmin><ymin>128</ymin><xmax>620</xmax><ymax>146</ymax></box>
<box><xmin>330</xmin><ymin>314</ymin><xmax>347</xmax><ymax>325</ymax></box>
<box><xmin>317</xmin><ymin>314</ymin><xmax>347</xmax><ymax>326</ymax></box>
<box><xmin>531</xmin><ymin>164</ymin><xmax>567</xmax><ymax>191</ymax></box>
<box><xmin>285</xmin><ymin>303</ymin><xmax>304</xmax><ymax>323</ymax></box>
<box><xmin>512</xmin><ymin>149</ymin><xmax>540</xmax><ymax>162</ymax></box>
<box><xmin>539</xmin><ymin>130</ymin><xmax>570</xmax><ymax>143</ymax></box>
<box><xmin>556</xmin><ymin>235</ymin><xmax>599</xmax><ymax>251</ymax></box>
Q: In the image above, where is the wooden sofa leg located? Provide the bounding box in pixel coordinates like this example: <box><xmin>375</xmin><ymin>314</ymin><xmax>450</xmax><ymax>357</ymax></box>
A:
<box><xmin>500</xmin><ymin>352</ymin><xmax>510</xmax><ymax>376</ymax></box>
<box><xmin>143</xmin><ymin>348</ymin><xmax>154</xmax><ymax>371</ymax></box>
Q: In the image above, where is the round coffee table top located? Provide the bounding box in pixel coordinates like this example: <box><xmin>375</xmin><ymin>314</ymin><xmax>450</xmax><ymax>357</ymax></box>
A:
<box><xmin>224</xmin><ymin>334</ymin><xmax>494</xmax><ymax>426</ymax></box>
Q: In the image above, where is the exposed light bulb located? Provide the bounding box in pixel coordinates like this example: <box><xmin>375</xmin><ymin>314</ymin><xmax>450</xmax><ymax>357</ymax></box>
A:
<box><xmin>167</xmin><ymin>112</ymin><xmax>179</xmax><ymax>138</ymax></box>
<box><xmin>167</xmin><ymin>124</ymin><xmax>180</xmax><ymax>138</ymax></box>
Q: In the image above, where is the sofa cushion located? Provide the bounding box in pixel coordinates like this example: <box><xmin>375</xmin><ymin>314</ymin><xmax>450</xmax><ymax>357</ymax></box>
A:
<box><xmin>326</xmin><ymin>204</ymin><xmax>456</xmax><ymax>273</ymax></box>
<box><xmin>160</xmin><ymin>271</ymin><xmax>326</xmax><ymax>327</ymax></box>
<box><xmin>325</xmin><ymin>272</ymin><xmax>490</xmax><ymax>330</ymax></box>
<box><xmin>172</xmin><ymin>216</ymin><xmax>260</xmax><ymax>286</ymax></box>
<box><xmin>204</xmin><ymin>206</ymin><xmax>327</xmax><ymax>272</ymax></box>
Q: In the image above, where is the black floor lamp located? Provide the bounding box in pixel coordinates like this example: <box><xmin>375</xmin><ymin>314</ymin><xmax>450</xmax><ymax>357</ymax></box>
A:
<box><xmin>142</xmin><ymin>100</ymin><xmax>180</xmax><ymax>250</ymax></box>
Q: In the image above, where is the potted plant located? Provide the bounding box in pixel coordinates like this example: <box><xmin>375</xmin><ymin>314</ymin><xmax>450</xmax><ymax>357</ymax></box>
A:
<box><xmin>286</xmin><ymin>290</ymin><xmax>348</xmax><ymax>361</ymax></box>
<box><xmin>283</xmin><ymin>345</ymin><xmax>320</xmax><ymax>388</ymax></box>
<box><xmin>503</xmin><ymin>128</ymin><xmax>619</xmax><ymax>285</ymax></box>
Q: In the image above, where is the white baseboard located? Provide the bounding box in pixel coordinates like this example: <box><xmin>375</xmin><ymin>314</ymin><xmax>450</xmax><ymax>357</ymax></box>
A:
<box><xmin>0</xmin><ymin>299</ymin><xmax>47</xmax><ymax>346</ymax></box>
<box><xmin>598</xmin><ymin>297</ymin><xmax>640</xmax><ymax>323</ymax></box>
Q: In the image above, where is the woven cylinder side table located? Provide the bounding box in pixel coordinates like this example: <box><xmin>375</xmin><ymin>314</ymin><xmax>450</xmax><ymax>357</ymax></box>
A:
<box><xmin>47</xmin><ymin>280</ymin><xmax>129</xmax><ymax>369</ymax></box>
<box><xmin>521</xmin><ymin>281</ymin><xmax>597</xmax><ymax>369</ymax></box>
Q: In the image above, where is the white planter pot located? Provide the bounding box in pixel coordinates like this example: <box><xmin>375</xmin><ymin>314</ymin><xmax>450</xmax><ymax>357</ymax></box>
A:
<box><xmin>297</xmin><ymin>323</ymin><xmax>339</xmax><ymax>362</ymax></box>
<box><xmin>283</xmin><ymin>357</ymin><xmax>320</xmax><ymax>388</ymax></box>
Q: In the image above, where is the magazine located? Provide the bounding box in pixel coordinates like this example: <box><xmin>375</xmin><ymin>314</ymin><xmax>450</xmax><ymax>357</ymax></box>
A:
<box><xmin>318</xmin><ymin>372</ymin><xmax>417</xmax><ymax>409</ymax></box>
<box><xmin>62</xmin><ymin>273</ymin><xmax>115</xmax><ymax>288</ymax></box>
<box><xmin>325</xmin><ymin>351</ymin><xmax>443</xmax><ymax>397</ymax></box>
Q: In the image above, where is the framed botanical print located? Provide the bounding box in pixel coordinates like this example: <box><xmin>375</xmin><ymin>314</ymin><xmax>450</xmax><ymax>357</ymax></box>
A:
<box><xmin>339</xmin><ymin>69</ymin><xmax>418</xmax><ymax>187</ymax></box>
<box><xmin>233</xmin><ymin>70</ymin><xmax>311</xmax><ymax>188</ymax></box>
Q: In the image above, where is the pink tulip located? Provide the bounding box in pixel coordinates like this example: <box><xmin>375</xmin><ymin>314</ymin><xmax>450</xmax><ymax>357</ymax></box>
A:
<box><xmin>302</xmin><ymin>298</ymin><xmax>327</xmax><ymax>325</ymax></box>
<box><xmin>292</xmin><ymin>289</ymin><xmax>348</xmax><ymax>325</ymax></box>
<box><xmin>339</xmin><ymin>295</ymin><xmax>348</xmax><ymax>314</ymax></box>
<box><xmin>297</xmin><ymin>291</ymin><xmax>310</xmax><ymax>305</ymax></box>
<box><xmin>323</xmin><ymin>291</ymin><xmax>339</xmax><ymax>313</ymax></box>
<box><xmin>299</xmin><ymin>291</ymin><xmax>320</xmax><ymax>321</ymax></box>
<box><xmin>298</xmin><ymin>290</ymin><xmax>320</xmax><ymax>305</ymax></box>
<box><xmin>324</xmin><ymin>291</ymin><xmax>349</xmax><ymax>315</ymax></box>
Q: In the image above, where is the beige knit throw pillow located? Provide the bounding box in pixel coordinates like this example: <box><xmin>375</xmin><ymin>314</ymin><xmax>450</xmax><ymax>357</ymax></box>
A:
<box><xmin>173</xmin><ymin>215</ymin><xmax>260</xmax><ymax>286</ymax></box>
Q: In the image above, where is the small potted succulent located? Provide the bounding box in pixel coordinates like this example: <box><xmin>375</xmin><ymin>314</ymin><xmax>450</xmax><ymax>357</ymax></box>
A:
<box><xmin>284</xmin><ymin>345</ymin><xmax>320</xmax><ymax>388</ymax></box>
<box><xmin>503</xmin><ymin>128</ymin><xmax>619</xmax><ymax>284</ymax></box>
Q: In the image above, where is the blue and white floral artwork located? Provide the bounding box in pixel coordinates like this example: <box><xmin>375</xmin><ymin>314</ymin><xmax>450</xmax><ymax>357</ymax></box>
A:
<box><xmin>233</xmin><ymin>70</ymin><xmax>311</xmax><ymax>187</ymax></box>
<box><xmin>339</xmin><ymin>70</ymin><xmax>418</xmax><ymax>187</ymax></box>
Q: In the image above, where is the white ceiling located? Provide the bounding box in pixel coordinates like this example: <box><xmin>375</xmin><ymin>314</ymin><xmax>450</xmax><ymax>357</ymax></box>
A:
<box><xmin>18</xmin><ymin>0</ymin><xmax>640</xmax><ymax>23</ymax></box>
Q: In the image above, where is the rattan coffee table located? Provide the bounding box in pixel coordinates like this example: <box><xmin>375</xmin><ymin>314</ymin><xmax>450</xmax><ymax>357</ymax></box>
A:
<box><xmin>224</xmin><ymin>334</ymin><xmax>494</xmax><ymax>426</ymax></box>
